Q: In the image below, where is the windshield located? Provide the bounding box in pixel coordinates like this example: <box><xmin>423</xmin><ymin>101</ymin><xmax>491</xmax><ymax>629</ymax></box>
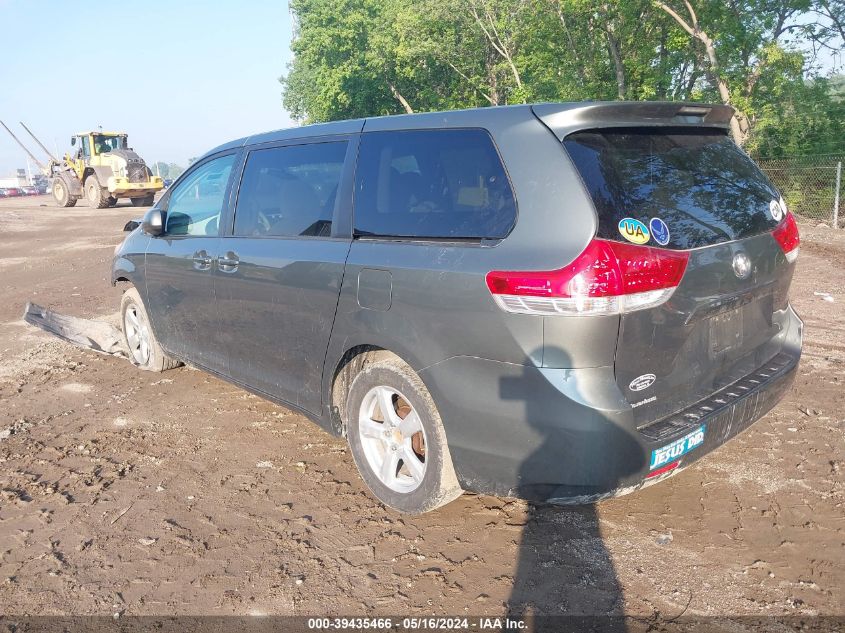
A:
<box><xmin>93</xmin><ymin>135</ymin><xmax>127</xmax><ymax>153</ymax></box>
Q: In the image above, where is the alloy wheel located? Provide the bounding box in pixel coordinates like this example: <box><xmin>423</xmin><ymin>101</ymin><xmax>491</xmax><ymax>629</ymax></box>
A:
<box><xmin>123</xmin><ymin>303</ymin><xmax>151</xmax><ymax>365</ymax></box>
<box><xmin>357</xmin><ymin>385</ymin><xmax>427</xmax><ymax>493</ymax></box>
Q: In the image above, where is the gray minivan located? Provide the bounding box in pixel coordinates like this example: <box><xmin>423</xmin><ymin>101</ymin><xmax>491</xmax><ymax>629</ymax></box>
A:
<box><xmin>112</xmin><ymin>102</ymin><xmax>802</xmax><ymax>513</ymax></box>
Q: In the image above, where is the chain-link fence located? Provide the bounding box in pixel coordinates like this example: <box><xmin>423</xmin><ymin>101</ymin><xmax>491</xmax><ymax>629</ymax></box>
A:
<box><xmin>755</xmin><ymin>155</ymin><xmax>843</xmax><ymax>228</ymax></box>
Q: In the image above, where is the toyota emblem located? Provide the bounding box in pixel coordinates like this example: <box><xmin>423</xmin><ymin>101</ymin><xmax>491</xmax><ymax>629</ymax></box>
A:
<box><xmin>732</xmin><ymin>252</ymin><xmax>752</xmax><ymax>279</ymax></box>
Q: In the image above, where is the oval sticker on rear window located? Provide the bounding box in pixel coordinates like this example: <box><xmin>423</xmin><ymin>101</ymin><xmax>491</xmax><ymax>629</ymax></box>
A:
<box><xmin>769</xmin><ymin>199</ymin><xmax>784</xmax><ymax>222</ymax></box>
<box><xmin>649</xmin><ymin>217</ymin><xmax>670</xmax><ymax>245</ymax></box>
<box><xmin>618</xmin><ymin>218</ymin><xmax>650</xmax><ymax>244</ymax></box>
<box><xmin>629</xmin><ymin>373</ymin><xmax>656</xmax><ymax>392</ymax></box>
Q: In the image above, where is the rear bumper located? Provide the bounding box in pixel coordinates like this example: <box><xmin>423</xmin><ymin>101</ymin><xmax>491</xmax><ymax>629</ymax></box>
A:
<box><xmin>420</xmin><ymin>305</ymin><xmax>802</xmax><ymax>502</ymax></box>
<box><xmin>547</xmin><ymin>350</ymin><xmax>799</xmax><ymax>504</ymax></box>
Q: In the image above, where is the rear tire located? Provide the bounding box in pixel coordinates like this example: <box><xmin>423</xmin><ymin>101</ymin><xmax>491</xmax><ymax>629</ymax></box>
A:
<box><xmin>120</xmin><ymin>287</ymin><xmax>180</xmax><ymax>372</ymax></box>
<box><xmin>85</xmin><ymin>175</ymin><xmax>110</xmax><ymax>209</ymax></box>
<box><xmin>52</xmin><ymin>177</ymin><xmax>77</xmax><ymax>208</ymax></box>
<box><xmin>131</xmin><ymin>194</ymin><xmax>155</xmax><ymax>207</ymax></box>
<box><xmin>346</xmin><ymin>356</ymin><xmax>462</xmax><ymax>513</ymax></box>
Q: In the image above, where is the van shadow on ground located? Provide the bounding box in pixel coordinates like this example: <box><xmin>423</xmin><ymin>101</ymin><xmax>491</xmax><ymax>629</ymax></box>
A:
<box><xmin>499</xmin><ymin>345</ymin><xmax>645</xmax><ymax>631</ymax></box>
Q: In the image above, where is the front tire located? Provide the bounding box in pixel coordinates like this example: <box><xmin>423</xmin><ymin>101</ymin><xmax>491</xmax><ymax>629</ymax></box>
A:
<box><xmin>85</xmin><ymin>175</ymin><xmax>110</xmax><ymax>209</ymax></box>
<box><xmin>346</xmin><ymin>356</ymin><xmax>462</xmax><ymax>513</ymax></box>
<box><xmin>120</xmin><ymin>287</ymin><xmax>180</xmax><ymax>372</ymax></box>
<box><xmin>52</xmin><ymin>177</ymin><xmax>77</xmax><ymax>208</ymax></box>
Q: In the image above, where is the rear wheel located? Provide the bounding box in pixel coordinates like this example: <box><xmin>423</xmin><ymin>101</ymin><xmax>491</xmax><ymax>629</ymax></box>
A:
<box><xmin>131</xmin><ymin>194</ymin><xmax>155</xmax><ymax>207</ymax></box>
<box><xmin>346</xmin><ymin>356</ymin><xmax>462</xmax><ymax>513</ymax></box>
<box><xmin>85</xmin><ymin>175</ymin><xmax>110</xmax><ymax>209</ymax></box>
<box><xmin>52</xmin><ymin>177</ymin><xmax>77</xmax><ymax>208</ymax></box>
<box><xmin>120</xmin><ymin>287</ymin><xmax>180</xmax><ymax>372</ymax></box>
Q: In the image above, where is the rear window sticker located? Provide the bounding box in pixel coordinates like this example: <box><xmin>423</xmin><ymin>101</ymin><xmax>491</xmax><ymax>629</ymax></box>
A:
<box><xmin>770</xmin><ymin>199</ymin><xmax>784</xmax><ymax>222</ymax></box>
<box><xmin>649</xmin><ymin>218</ymin><xmax>670</xmax><ymax>246</ymax></box>
<box><xmin>618</xmin><ymin>218</ymin><xmax>650</xmax><ymax>244</ymax></box>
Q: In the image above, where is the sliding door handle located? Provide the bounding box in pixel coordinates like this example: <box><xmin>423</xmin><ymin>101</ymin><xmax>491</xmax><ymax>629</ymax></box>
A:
<box><xmin>192</xmin><ymin>250</ymin><xmax>212</xmax><ymax>270</ymax></box>
<box><xmin>218</xmin><ymin>252</ymin><xmax>239</xmax><ymax>273</ymax></box>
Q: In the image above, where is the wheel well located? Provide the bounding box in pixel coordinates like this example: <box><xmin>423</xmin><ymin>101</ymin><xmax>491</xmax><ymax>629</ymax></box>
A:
<box><xmin>330</xmin><ymin>346</ymin><xmax>406</xmax><ymax>436</ymax></box>
<box><xmin>113</xmin><ymin>276</ymin><xmax>131</xmax><ymax>288</ymax></box>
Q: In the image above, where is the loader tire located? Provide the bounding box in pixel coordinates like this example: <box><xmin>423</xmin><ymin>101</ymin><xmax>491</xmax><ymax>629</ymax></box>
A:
<box><xmin>52</xmin><ymin>177</ymin><xmax>77</xmax><ymax>208</ymax></box>
<box><xmin>85</xmin><ymin>175</ymin><xmax>110</xmax><ymax>209</ymax></box>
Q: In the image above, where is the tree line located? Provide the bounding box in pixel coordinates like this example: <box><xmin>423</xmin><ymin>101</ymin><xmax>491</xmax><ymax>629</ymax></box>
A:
<box><xmin>280</xmin><ymin>0</ymin><xmax>845</xmax><ymax>157</ymax></box>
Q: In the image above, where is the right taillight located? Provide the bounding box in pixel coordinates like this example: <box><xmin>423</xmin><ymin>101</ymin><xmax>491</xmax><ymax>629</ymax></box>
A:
<box><xmin>485</xmin><ymin>238</ymin><xmax>689</xmax><ymax>316</ymax></box>
<box><xmin>772</xmin><ymin>212</ymin><xmax>800</xmax><ymax>263</ymax></box>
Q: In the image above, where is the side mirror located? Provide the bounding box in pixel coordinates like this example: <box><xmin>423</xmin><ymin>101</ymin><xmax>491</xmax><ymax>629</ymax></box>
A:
<box><xmin>70</xmin><ymin>137</ymin><xmax>76</xmax><ymax>146</ymax></box>
<box><xmin>141</xmin><ymin>209</ymin><xmax>166</xmax><ymax>236</ymax></box>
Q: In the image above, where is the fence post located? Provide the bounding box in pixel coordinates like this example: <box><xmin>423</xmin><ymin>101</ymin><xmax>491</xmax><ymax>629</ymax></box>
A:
<box><xmin>835</xmin><ymin>161</ymin><xmax>842</xmax><ymax>229</ymax></box>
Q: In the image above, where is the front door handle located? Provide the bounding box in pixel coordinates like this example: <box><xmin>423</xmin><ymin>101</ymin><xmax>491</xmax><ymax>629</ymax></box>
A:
<box><xmin>218</xmin><ymin>251</ymin><xmax>239</xmax><ymax>273</ymax></box>
<box><xmin>192</xmin><ymin>250</ymin><xmax>212</xmax><ymax>270</ymax></box>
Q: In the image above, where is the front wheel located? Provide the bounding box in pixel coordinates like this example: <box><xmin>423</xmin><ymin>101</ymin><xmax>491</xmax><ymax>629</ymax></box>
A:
<box><xmin>346</xmin><ymin>356</ymin><xmax>462</xmax><ymax>513</ymax></box>
<box><xmin>52</xmin><ymin>177</ymin><xmax>77</xmax><ymax>208</ymax></box>
<box><xmin>120</xmin><ymin>287</ymin><xmax>180</xmax><ymax>372</ymax></box>
<box><xmin>85</xmin><ymin>175</ymin><xmax>110</xmax><ymax>209</ymax></box>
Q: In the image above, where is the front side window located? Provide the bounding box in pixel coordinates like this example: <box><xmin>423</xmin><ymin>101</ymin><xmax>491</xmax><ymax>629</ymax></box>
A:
<box><xmin>354</xmin><ymin>129</ymin><xmax>516</xmax><ymax>240</ymax></box>
<box><xmin>233</xmin><ymin>141</ymin><xmax>347</xmax><ymax>238</ymax></box>
<box><xmin>165</xmin><ymin>153</ymin><xmax>236</xmax><ymax>236</ymax></box>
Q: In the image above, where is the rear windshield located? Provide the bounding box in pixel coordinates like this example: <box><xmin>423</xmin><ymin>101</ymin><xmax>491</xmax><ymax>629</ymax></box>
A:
<box><xmin>564</xmin><ymin>128</ymin><xmax>782</xmax><ymax>249</ymax></box>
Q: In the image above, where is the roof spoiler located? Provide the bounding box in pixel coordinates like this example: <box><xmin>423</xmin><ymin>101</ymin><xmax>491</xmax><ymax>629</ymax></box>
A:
<box><xmin>531</xmin><ymin>102</ymin><xmax>734</xmax><ymax>141</ymax></box>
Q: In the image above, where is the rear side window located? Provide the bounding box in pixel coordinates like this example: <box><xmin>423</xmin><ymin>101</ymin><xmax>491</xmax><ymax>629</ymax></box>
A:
<box><xmin>354</xmin><ymin>129</ymin><xmax>516</xmax><ymax>239</ymax></box>
<box><xmin>564</xmin><ymin>128</ymin><xmax>781</xmax><ymax>249</ymax></box>
<box><xmin>234</xmin><ymin>141</ymin><xmax>347</xmax><ymax>238</ymax></box>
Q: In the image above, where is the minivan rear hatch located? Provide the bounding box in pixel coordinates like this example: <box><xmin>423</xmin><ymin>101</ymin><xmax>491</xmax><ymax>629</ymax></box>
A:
<box><xmin>534</xmin><ymin>103</ymin><xmax>799</xmax><ymax>425</ymax></box>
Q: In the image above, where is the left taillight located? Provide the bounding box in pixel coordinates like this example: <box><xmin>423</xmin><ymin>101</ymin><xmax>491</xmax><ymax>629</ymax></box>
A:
<box><xmin>772</xmin><ymin>212</ymin><xmax>800</xmax><ymax>263</ymax></box>
<box><xmin>485</xmin><ymin>238</ymin><xmax>689</xmax><ymax>316</ymax></box>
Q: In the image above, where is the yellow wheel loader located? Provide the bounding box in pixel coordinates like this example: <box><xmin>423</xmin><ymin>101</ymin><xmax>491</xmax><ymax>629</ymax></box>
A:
<box><xmin>1</xmin><ymin>121</ymin><xmax>163</xmax><ymax>209</ymax></box>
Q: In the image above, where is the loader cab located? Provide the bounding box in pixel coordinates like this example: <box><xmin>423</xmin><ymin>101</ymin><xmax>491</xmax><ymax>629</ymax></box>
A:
<box><xmin>71</xmin><ymin>135</ymin><xmax>91</xmax><ymax>160</ymax></box>
<box><xmin>71</xmin><ymin>132</ymin><xmax>128</xmax><ymax>163</ymax></box>
<box><xmin>92</xmin><ymin>133</ymin><xmax>127</xmax><ymax>155</ymax></box>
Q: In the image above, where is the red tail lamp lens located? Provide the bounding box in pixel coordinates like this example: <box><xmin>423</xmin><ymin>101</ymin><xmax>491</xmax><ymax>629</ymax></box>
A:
<box><xmin>772</xmin><ymin>212</ymin><xmax>800</xmax><ymax>262</ymax></box>
<box><xmin>486</xmin><ymin>239</ymin><xmax>689</xmax><ymax>316</ymax></box>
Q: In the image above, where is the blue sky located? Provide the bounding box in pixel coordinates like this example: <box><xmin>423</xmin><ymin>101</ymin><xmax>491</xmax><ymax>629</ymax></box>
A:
<box><xmin>0</xmin><ymin>0</ymin><xmax>295</xmax><ymax>175</ymax></box>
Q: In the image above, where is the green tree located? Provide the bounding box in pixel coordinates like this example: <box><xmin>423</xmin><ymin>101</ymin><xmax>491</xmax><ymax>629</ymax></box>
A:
<box><xmin>747</xmin><ymin>75</ymin><xmax>845</xmax><ymax>157</ymax></box>
<box><xmin>653</xmin><ymin>0</ymin><xmax>841</xmax><ymax>144</ymax></box>
<box><xmin>281</xmin><ymin>0</ymin><xmax>844</xmax><ymax>152</ymax></box>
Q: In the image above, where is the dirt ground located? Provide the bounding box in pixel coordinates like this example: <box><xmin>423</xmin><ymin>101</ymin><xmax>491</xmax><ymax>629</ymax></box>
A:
<box><xmin>0</xmin><ymin>195</ymin><xmax>842</xmax><ymax>620</ymax></box>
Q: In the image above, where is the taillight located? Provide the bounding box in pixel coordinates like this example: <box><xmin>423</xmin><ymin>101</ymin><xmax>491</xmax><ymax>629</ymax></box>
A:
<box><xmin>486</xmin><ymin>238</ymin><xmax>689</xmax><ymax>316</ymax></box>
<box><xmin>772</xmin><ymin>212</ymin><xmax>800</xmax><ymax>263</ymax></box>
